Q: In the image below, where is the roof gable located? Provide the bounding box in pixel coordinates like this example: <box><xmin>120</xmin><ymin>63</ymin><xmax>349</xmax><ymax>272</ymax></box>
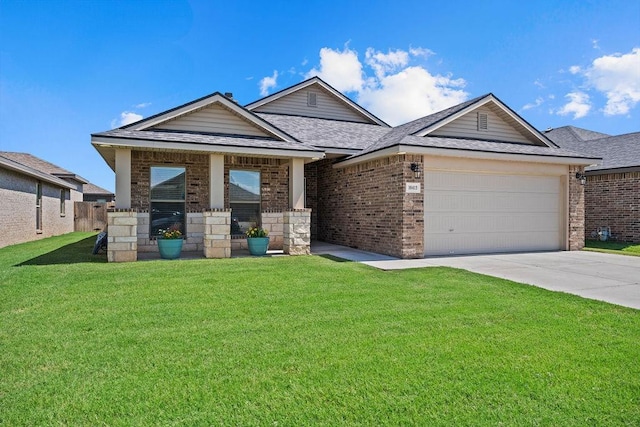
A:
<box><xmin>246</xmin><ymin>77</ymin><xmax>389</xmax><ymax>126</ymax></box>
<box><xmin>416</xmin><ymin>94</ymin><xmax>552</xmax><ymax>146</ymax></box>
<box><xmin>123</xmin><ymin>92</ymin><xmax>295</xmax><ymax>142</ymax></box>
<box><xmin>150</xmin><ymin>103</ymin><xmax>272</xmax><ymax>137</ymax></box>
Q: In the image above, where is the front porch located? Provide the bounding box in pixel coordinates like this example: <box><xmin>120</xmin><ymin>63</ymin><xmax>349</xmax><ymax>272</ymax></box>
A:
<box><xmin>106</xmin><ymin>208</ymin><xmax>311</xmax><ymax>262</ymax></box>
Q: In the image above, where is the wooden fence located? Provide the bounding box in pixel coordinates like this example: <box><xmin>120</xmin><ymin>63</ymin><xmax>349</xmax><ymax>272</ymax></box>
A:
<box><xmin>74</xmin><ymin>202</ymin><xmax>112</xmax><ymax>232</ymax></box>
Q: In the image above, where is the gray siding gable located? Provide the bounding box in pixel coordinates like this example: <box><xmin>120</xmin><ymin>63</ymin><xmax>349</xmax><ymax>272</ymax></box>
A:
<box><xmin>251</xmin><ymin>83</ymin><xmax>372</xmax><ymax>123</ymax></box>
<box><xmin>150</xmin><ymin>103</ymin><xmax>272</xmax><ymax>137</ymax></box>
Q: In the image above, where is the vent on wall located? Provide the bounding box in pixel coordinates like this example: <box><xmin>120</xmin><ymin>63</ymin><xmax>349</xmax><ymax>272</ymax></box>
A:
<box><xmin>477</xmin><ymin>112</ymin><xmax>488</xmax><ymax>131</ymax></box>
<box><xmin>307</xmin><ymin>92</ymin><xmax>317</xmax><ymax>107</ymax></box>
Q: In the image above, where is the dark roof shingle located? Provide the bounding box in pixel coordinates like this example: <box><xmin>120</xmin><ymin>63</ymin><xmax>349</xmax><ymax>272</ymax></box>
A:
<box><xmin>545</xmin><ymin>126</ymin><xmax>639</xmax><ymax>171</ymax></box>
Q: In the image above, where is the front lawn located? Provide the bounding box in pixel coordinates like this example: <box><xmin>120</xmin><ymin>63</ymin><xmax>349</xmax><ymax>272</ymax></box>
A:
<box><xmin>1</xmin><ymin>233</ymin><xmax>639</xmax><ymax>426</ymax></box>
<box><xmin>584</xmin><ymin>239</ymin><xmax>640</xmax><ymax>256</ymax></box>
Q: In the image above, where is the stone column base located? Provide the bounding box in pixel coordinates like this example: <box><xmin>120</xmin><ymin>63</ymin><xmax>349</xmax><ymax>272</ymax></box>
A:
<box><xmin>203</xmin><ymin>209</ymin><xmax>231</xmax><ymax>258</ymax></box>
<box><xmin>107</xmin><ymin>209</ymin><xmax>138</xmax><ymax>262</ymax></box>
<box><xmin>284</xmin><ymin>209</ymin><xmax>311</xmax><ymax>255</ymax></box>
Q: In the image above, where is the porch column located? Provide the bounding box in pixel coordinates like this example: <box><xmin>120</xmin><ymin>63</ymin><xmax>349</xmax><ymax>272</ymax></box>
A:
<box><xmin>114</xmin><ymin>148</ymin><xmax>132</xmax><ymax>209</ymax></box>
<box><xmin>289</xmin><ymin>158</ymin><xmax>305</xmax><ymax>209</ymax></box>
<box><xmin>209</xmin><ymin>154</ymin><xmax>224</xmax><ymax>209</ymax></box>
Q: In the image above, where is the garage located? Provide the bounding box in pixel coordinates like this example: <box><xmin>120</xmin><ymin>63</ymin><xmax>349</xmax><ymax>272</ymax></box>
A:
<box><xmin>424</xmin><ymin>161</ymin><xmax>567</xmax><ymax>256</ymax></box>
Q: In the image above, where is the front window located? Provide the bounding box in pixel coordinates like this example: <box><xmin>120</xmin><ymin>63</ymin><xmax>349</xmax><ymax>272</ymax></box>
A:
<box><xmin>36</xmin><ymin>182</ymin><xmax>42</xmax><ymax>230</ymax></box>
<box><xmin>150</xmin><ymin>166</ymin><xmax>186</xmax><ymax>237</ymax></box>
<box><xmin>229</xmin><ymin>170</ymin><xmax>260</xmax><ymax>236</ymax></box>
<box><xmin>60</xmin><ymin>189</ymin><xmax>66</xmax><ymax>216</ymax></box>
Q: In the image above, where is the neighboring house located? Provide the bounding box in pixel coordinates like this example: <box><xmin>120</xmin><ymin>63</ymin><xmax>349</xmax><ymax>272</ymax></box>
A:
<box><xmin>544</xmin><ymin>126</ymin><xmax>640</xmax><ymax>242</ymax></box>
<box><xmin>83</xmin><ymin>182</ymin><xmax>115</xmax><ymax>203</ymax></box>
<box><xmin>0</xmin><ymin>152</ymin><xmax>87</xmax><ymax>248</ymax></box>
<box><xmin>91</xmin><ymin>77</ymin><xmax>598</xmax><ymax>262</ymax></box>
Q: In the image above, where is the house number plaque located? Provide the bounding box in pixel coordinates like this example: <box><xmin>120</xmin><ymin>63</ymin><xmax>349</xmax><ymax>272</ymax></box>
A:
<box><xmin>405</xmin><ymin>182</ymin><xmax>421</xmax><ymax>193</ymax></box>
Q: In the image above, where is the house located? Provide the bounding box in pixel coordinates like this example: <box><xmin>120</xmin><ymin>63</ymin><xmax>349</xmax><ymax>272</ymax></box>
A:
<box><xmin>83</xmin><ymin>182</ymin><xmax>115</xmax><ymax>203</ymax></box>
<box><xmin>91</xmin><ymin>77</ymin><xmax>599</xmax><ymax>262</ymax></box>
<box><xmin>0</xmin><ymin>152</ymin><xmax>87</xmax><ymax>248</ymax></box>
<box><xmin>544</xmin><ymin>126</ymin><xmax>640</xmax><ymax>242</ymax></box>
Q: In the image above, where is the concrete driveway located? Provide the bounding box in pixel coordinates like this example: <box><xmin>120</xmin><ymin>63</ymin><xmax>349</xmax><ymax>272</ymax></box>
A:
<box><xmin>311</xmin><ymin>243</ymin><xmax>640</xmax><ymax>310</ymax></box>
<box><xmin>367</xmin><ymin>251</ymin><xmax>640</xmax><ymax>309</ymax></box>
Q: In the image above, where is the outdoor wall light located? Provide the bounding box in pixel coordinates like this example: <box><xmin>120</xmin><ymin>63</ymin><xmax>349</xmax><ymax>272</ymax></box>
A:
<box><xmin>410</xmin><ymin>163</ymin><xmax>422</xmax><ymax>179</ymax></box>
<box><xmin>575</xmin><ymin>172</ymin><xmax>587</xmax><ymax>185</ymax></box>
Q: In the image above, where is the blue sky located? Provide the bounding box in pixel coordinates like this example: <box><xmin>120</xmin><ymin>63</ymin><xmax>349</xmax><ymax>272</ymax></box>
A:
<box><xmin>1</xmin><ymin>0</ymin><xmax>638</xmax><ymax>192</ymax></box>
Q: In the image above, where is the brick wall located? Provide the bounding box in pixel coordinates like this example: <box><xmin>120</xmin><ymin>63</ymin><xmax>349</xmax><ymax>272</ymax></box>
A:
<box><xmin>568</xmin><ymin>165</ymin><xmax>585</xmax><ymax>250</ymax></box>
<box><xmin>0</xmin><ymin>168</ymin><xmax>78</xmax><ymax>248</ymax></box>
<box><xmin>585</xmin><ymin>171</ymin><xmax>640</xmax><ymax>243</ymax></box>
<box><xmin>130</xmin><ymin>151</ymin><xmax>290</xmax><ymax>216</ymax></box>
<box><xmin>130</xmin><ymin>152</ymin><xmax>291</xmax><ymax>242</ymax></box>
<box><xmin>224</xmin><ymin>156</ymin><xmax>289</xmax><ymax>211</ymax></box>
<box><xmin>315</xmin><ymin>155</ymin><xmax>424</xmax><ymax>259</ymax></box>
<box><xmin>131</xmin><ymin>151</ymin><xmax>210</xmax><ymax>212</ymax></box>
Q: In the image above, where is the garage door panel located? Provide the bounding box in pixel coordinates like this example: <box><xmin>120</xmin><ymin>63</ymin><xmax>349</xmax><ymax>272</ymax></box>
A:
<box><xmin>425</xmin><ymin>172</ymin><xmax>559</xmax><ymax>193</ymax></box>
<box><xmin>426</xmin><ymin>191</ymin><xmax>559</xmax><ymax>213</ymax></box>
<box><xmin>425</xmin><ymin>212</ymin><xmax>560</xmax><ymax>234</ymax></box>
<box><xmin>424</xmin><ymin>171</ymin><xmax>563</xmax><ymax>256</ymax></box>
<box><xmin>425</xmin><ymin>231</ymin><xmax>561</xmax><ymax>255</ymax></box>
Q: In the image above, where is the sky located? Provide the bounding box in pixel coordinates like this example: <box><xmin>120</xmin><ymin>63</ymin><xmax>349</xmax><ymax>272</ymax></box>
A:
<box><xmin>1</xmin><ymin>0</ymin><xmax>639</xmax><ymax>192</ymax></box>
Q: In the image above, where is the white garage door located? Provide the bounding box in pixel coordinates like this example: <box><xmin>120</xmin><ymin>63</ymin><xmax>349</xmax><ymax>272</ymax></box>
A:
<box><xmin>424</xmin><ymin>171</ymin><xmax>562</xmax><ymax>256</ymax></box>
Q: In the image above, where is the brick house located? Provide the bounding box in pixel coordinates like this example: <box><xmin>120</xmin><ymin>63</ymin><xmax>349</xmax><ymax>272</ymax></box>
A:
<box><xmin>545</xmin><ymin>126</ymin><xmax>639</xmax><ymax>243</ymax></box>
<box><xmin>91</xmin><ymin>77</ymin><xmax>598</xmax><ymax>262</ymax></box>
<box><xmin>0</xmin><ymin>152</ymin><xmax>87</xmax><ymax>248</ymax></box>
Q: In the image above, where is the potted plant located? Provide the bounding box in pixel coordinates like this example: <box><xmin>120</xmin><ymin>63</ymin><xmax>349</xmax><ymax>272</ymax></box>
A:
<box><xmin>157</xmin><ymin>226</ymin><xmax>184</xmax><ymax>260</ymax></box>
<box><xmin>246</xmin><ymin>226</ymin><xmax>269</xmax><ymax>256</ymax></box>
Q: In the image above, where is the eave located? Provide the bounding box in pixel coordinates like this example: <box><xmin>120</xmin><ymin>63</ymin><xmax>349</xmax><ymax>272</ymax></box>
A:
<box><xmin>91</xmin><ymin>135</ymin><xmax>325</xmax><ymax>171</ymax></box>
<box><xmin>333</xmin><ymin>144</ymin><xmax>600</xmax><ymax>169</ymax></box>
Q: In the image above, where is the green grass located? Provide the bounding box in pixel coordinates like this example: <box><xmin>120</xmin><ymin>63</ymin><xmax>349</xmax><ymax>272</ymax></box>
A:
<box><xmin>1</xmin><ymin>233</ymin><xmax>639</xmax><ymax>426</ymax></box>
<box><xmin>584</xmin><ymin>239</ymin><xmax>640</xmax><ymax>256</ymax></box>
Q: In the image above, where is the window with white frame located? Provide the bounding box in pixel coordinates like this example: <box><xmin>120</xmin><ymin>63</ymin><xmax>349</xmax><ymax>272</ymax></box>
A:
<box><xmin>229</xmin><ymin>170</ymin><xmax>260</xmax><ymax>236</ymax></box>
<box><xmin>150</xmin><ymin>166</ymin><xmax>186</xmax><ymax>237</ymax></box>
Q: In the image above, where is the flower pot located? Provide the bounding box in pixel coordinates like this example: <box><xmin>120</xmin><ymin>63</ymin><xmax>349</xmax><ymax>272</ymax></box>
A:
<box><xmin>158</xmin><ymin>238</ymin><xmax>184</xmax><ymax>259</ymax></box>
<box><xmin>247</xmin><ymin>237</ymin><xmax>269</xmax><ymax>256</ymax></box>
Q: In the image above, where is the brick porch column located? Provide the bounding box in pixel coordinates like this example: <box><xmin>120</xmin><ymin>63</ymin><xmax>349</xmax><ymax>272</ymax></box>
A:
<box><xmin>203</xmin><ymin>209</ymin><xmax>231</xmax><ymax>258</ymax></box>
<box><xmin>107</xmin><ymin>209</ymin><xmax>137</xmax><ymax>262</ymax></box>
<box><xmin>283</xmin><ymin>209</ymin><xmax>311</xmax><ymax>255</ymax></box>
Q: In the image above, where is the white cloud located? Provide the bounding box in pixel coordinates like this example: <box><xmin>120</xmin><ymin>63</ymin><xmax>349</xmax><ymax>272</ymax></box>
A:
<box><xmin>569</xmin><ymin>65</ymin><xmax>581</xmax><ymax>74</ymax></box>
<box><xmin>534</xmin><ymin>79</ymin><xmax>545</xmax><ymax>89</ymax></box>
<box><xmin>111</xmin><ymin>111</ymin><xmax>143</xmax><ymax>128</ymax></box>
<box><xmin>305</xmin><ymin>46</ymin><xmax>364</xmax><ymax>93</ymax></box>
<box><xmin>259</xmin><ymin>70</ymin><xmax>278</xmax><ymax>96</ymax></box>
<box><xmin>365</xmin><ymin>48</ymin><xmax>410</xmax><ymax>80</ymax></box>
<box><xmin>359</xmin><ymin>67</ymin><xmax>467</xmax><ymax>126</ymax></box>
<box><xmin>522</xmin><ymin>97</ymin><xmax>544</xmax><ymax>111</ymax></box>
<box><xmin>303</xmin><ymin>46</ymin><xmax>468</xmax><ymax>125</ymax></box>
<box><xmin>592</xmin><ymin>39</ymin><xmax>600</xmax><ymax>50</ymax></box>
<box><xmin>135</xmin><ymin>102</ymin><xmax>151</xmax><ymax>109</ymax></box>
<box><xmin>409</xmin><ymin>47</ymin><xmax>435</xmax><ymax>58</ymax></box>
<box><xmin>584</xmin><ymin>47</ymin><xmax>640</xmax><ymax>115</ymax></box>
<box><xmin>557</xmin><ymin>91</ymin><xmax>591</xmax><ymax>119</ymax></box>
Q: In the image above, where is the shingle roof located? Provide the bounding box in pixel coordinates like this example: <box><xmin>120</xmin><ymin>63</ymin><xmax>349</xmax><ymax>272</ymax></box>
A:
<box><xmin>545</xmin><ymin>126</ymin><xmax>639</xmax><ymax>171</ymax></box>
<box><xmin>93</xmin><ymin>129</ymin><xmax>323</xmax><ymax>154</ymax></box>
<box><xmin>83</xmin><ymin>182</ymin><xmax>114</xmax><ymax>195</ymax></box>
<box><xmin>0</xmin><ymin>151</ymin><xmax>88</xmax><ymax>186</ymax></box>
<box><xmin>361</xmin><ymin>134</ymin><xmax>599</xmax><ymax>160</ymax></box>
<box><xmin>255</xmin><ymin>113</ymin><xmax>391</xmax><ymax>151</ymax></box>
<box><xmin>0</xmin><ymin>152</ymin><xmax>88</xmax><ymax>183</ymax></box>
